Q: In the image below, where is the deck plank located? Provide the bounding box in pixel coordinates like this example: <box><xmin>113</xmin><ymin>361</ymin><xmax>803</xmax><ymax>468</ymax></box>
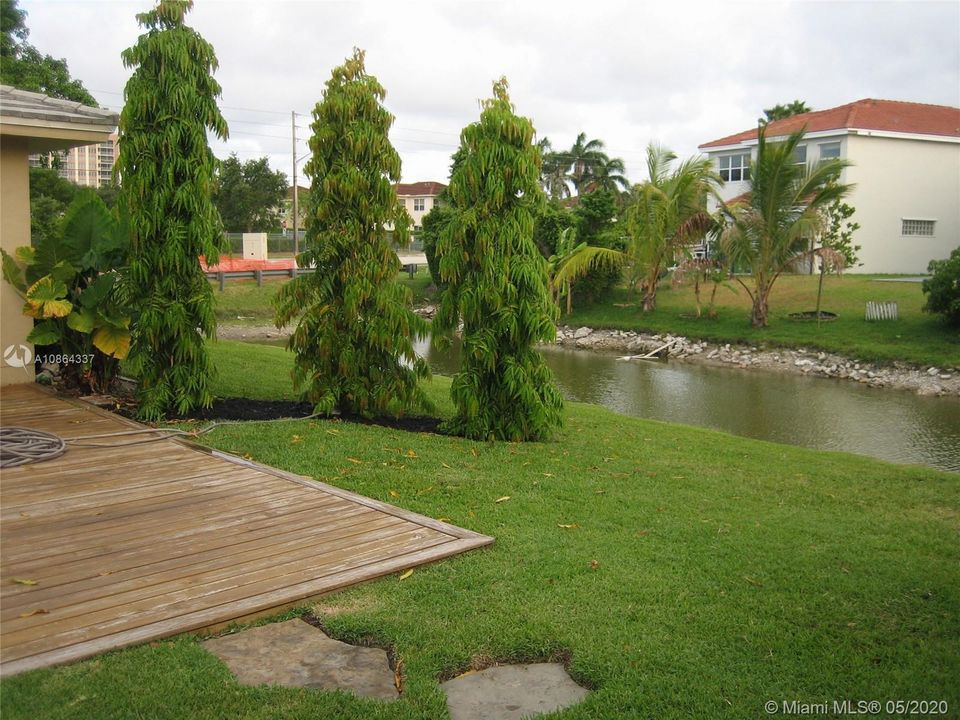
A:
<box><xmin>0</xmin><ymin>385</ymin><xmax>493</xmax><ymax>676</ymax></box>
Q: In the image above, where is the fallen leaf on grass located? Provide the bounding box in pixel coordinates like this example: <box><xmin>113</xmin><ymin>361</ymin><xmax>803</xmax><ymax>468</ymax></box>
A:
<box><xmin>19</xmin><ymin>608</ymin><xmax>49</xmax><ymax>617</ymax></box>
<box><xmin>436</xmin><ymin>517</ymin><xmax>451</xmax><ymax>523</ymax></box>
<box><xmin>325</xmin><ymin>429</ymin><xmax>340</xmax><ymax>436</ymax></box>
<box><xmin>557</xmin><ymin>524</ymin><xmax>580</xmax><ymax>529</ymax></box>
<box><xmin>290</xmin><ymin>435</ymin><xmax>304</xmax><ymax>444</ymax></box>
<box><xmin>346</xmin><ymin>457</ymin><xmax>364</xmax><ymax>464</ymax></box>
<box><xmin>241</xmin><ymin>453</ymin><xmax>253</xmax><ymax>461</ymax></box>
<box><xmin>416</xmin><ymin>485</ymin><xmax>434</xmax><ymax>495</ymax></box>
<box><xmin>11</xmin><ymin>578</ymin><xmax>38</xmax><ymax>586</ymax></box>
<box><xmin>742</xmin><ymin>576</ymin><xmax>764</xmax><ymax>588</ymax></box>
<box><xmin>470</xmin><ymin>448</ymin><xmax>478</xmax><ymax>458</ymax></box>
<box><xmin>494</xmin><ymin>496</ymin><xmax>511</xmax><ymax>504</ymax></box>
<box><xmin>405</xmin><ymin>449</ymin><xmax>418</xmax><ymax>458</ymax></box>
<box><xmin>590</xmin><ymin>560</ymin><xmax>600</xmax><ymax>570</ymax></box>
<box><xmin>389</xmin><ymin>490</ymin><xmax>400</xmax><ymax>498</ymax></box>
<box><xmin>398</xmin><ymin>569</ymin><xmax>414</xmax><ymax>581</ymax></box>
<box><xmin>542</xmin><ymin>472</ymin><xmax>555</xmax><ymax>478</ymax></box>
<box><xmin>440</xmin><ymin>462</ymin><xmax>452</xmax><ymax>469</ymax></box>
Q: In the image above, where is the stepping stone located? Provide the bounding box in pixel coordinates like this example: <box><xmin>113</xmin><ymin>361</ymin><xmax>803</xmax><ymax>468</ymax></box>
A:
<box><xmin>441</xmin><ymin>663</ymin><xmax>589</xmax><ymax>720</ymax></box>
<box><xmin>204</xmin><ymin>618</ymin><xmax>397</xmax><ymax>700</ymax></box>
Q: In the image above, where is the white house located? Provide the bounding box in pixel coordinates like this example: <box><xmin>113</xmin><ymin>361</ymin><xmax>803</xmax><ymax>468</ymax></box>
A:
<box><xmin>699</xmin><ymin>99</ymin><xmax>960</xmax><ymax>274</ymax></box>
<box><xmin>395</xmin><ymin>181</ymin><xmax>445</xmax><ymax>230</ymax></box>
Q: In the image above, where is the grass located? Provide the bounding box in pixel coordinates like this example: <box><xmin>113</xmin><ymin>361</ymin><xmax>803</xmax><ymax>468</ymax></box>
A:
<box><xmin>211</xmin><ymin>272</ymin><xmax>959</xmax><ymax>367</ymax></box>
<box><xmin>3</xmin><ymin>340</ymin><xmax>958</xmax><ymax>719</ymax></box>
<box><xmin>566</xmin><ymin>274</ymin><xmax>959</xmax><ymax>367</ymax></box>
<box><xmin>211</xmin><ymin>268</ymin><xmax>436</xmax><ymax>325</ymax></box>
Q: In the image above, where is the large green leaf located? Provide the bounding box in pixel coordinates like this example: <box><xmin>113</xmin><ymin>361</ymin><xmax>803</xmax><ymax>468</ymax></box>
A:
<box><xmin>61</xmin><ymin>190</ymin><xmax>119</xmax><ymax>271</ymax></box>
<box><xmin>92</xmin><ymin>324</ymin><xmax>131</xmax><ymax>359</ymax></box>
<box><xmin>1</xmin><ymin>249</ymin><xmax>26</xmax><ymax>293</ymax></box>
<box><xmin>24</xmin><ymin>276</ymin><xmax>72</xmax><ymax>318</ymax></box>
<box><xmin>14</xmin><ymin>246</ymin><xmax>35</xmax><ymax>265</ymax></box>
<box><xmin>27</xmin><ymin>320</ymin><xmax>62</xmax><ymax>346</ymax></box>
<box><xmin>48</xmin><ymin>260</ymin><xmax>78</xmax><ymax>284</ymax></box>
<box><xmin>79</xmin><ymin>273</ymin><xmax>117</xmax><ymax>309</ymax></box>
<box><xmin>66</xmin><ymin>308</ymin><xmax>96</xmax><ymax>333</ymax></box>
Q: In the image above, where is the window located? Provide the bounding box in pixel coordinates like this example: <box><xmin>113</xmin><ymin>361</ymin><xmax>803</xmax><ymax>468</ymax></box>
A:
<box><xmin>413</xmin><ymin>198</ymin><xmax>425</xmax><ymax>211</ymax></box>
<box><xmin>718</xmin><ymin>153</ymin><xmax>750</xmax><ymax>182</ymax></box>
<box><xmin>433</xmin><ymin>197</ymin><xmax>439</xmax><ymax>208</ymax></box>
<box><xmin>819</xmin><ymin>142</ymin><xmax>841</xmax><ymax>161</ymax></box>
<box><xmin>793</xmin><ymin>145</ymin><xmax>807</xmax><ymax>165</ymax></box>
<box><xmin>901</xmin><ymin>219</ymin><xmax>935</xmax><ymax>237</ymax></box>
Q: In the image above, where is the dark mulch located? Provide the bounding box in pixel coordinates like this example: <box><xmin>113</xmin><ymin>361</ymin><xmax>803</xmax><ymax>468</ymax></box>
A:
<box><xmin>170</xmin><ymin>397</ymin><xmax>447</xmax><ymax>435</ymax></box>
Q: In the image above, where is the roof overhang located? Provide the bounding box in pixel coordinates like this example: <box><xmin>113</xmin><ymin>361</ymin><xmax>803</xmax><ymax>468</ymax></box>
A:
<box><xmin>0</xmin><ymin>117</ymin><xmax>115</xmax><ymax>153</ymax></box>
<box><xmin>700</xmin><ymin>127</ymin><xmax>960</xmax><ymax>153</ymax></box>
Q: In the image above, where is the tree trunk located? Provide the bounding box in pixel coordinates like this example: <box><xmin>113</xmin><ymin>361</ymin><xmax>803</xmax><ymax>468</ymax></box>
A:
<box><xmin>566</xmin><ymin>284</ymin><xmax>573</xmax><ymax>315</ymax></box>
<box><xmin>751</xmin><ymin>293</ymin><xmax>769</xmax><ymax>328</ymax></box>
<box><xmin>708</xmin><ymin>281</ymin><xmax>719</xmax><ymax>319</ymax></box>
<box><xmin>693</xmin><ymin>277</ymin><xmax>702</xmax><ymax>319</ymax></box>
<box><xmin>642</xmin><ymin>288</ymin><xmax>657</xmax><ymax>312</ymax></box>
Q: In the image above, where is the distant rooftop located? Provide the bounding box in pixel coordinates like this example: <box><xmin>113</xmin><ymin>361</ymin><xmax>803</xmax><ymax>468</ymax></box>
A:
<box><xmin>0</xmin><ymin>85</ymin><xmax>117</xmax><ymax>128</ymax></box>
<box><xmin>395</xmin><ymin>181</ymin><xmax>446</xmax><ymax>196</ymax></box>
<box><xmin>700</xmin><ymin>99</ymin><xmax>960</xmax><ymax>149</ymax></box>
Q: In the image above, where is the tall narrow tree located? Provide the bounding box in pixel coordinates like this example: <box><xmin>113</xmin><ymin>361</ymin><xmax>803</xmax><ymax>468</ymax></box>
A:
<box><xmin>117</xmin><ymin>0</ymin><xmax>228</xmax><ymax>419</ymax></box>
<box><xmin>274</xmin><ymin>49</ymin><xmax>430</xmax><ymax>416</ymax></box>
<box><xmin>435</xmin><ymin>78</ymin><xmax>563</xmax><ymax>441</ymax></box>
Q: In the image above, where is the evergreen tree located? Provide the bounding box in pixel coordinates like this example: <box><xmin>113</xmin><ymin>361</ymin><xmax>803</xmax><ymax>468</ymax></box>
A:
<box><xmin>435</xmin><ymin>78</ymin><xmax>563</xmax><ymax>441</ymax></box>
<box><xmin>117</xmin><ymin>0</ymin><xmax>228</xmax><ymax>419</ymax></box>
<box><xmin>274</xmin><ymin>49</ymin><xmax>430</xmax><ymax>416</ymax></box>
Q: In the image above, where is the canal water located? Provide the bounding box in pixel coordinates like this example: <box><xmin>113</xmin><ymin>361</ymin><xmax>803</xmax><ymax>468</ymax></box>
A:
<box><xmin>411</xmin><ymin>337</ymin><xmax>960</xmax><ymax>473</ymax></box>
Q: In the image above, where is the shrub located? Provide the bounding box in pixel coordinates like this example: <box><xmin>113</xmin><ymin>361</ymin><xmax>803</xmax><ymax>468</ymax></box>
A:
<box><xmin>922</xmin><ymin>247</ymin><xmax>960</xmax><ymax>327</ymax></box>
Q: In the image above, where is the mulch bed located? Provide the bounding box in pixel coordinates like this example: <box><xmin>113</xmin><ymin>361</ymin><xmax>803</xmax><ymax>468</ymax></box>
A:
<box><xmin>170</xmin><ymin>397</ymin><xmax>447</xmax><ymax>435</ymax></box>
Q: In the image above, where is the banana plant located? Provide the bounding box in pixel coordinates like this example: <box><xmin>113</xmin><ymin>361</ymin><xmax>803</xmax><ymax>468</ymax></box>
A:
<box><xmin>2</xmin><ymin>190</ymin><xmax>131</xmax><ymax>391</ymax></box>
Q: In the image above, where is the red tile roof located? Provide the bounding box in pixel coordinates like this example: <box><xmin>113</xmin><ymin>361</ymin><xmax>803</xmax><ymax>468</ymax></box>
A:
<box><xmin>700</xmin><ymin>99</ymin><xmax>960</xmax><ymax>149</ymax></box>
<box><xmin>395</xmin><ymin>181</ymin><xmax>446</xmax><ymax>196</ymax></box>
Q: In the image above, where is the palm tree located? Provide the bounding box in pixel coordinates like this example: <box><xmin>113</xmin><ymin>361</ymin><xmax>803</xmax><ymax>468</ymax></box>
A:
<box><xmin>624</xmin><ymin>144</ymin><xmax>720</xmax><ymax>312</ymax></box>
<box><xmin>718</xmin><ymin>126</ymin><xmax>851</xmax><ymax>328</ymax></box>
<box><xmin>537</xmin><ymin>137</ymin><xmax>571</xmax><ymax>200</ymax></box>
<box><xmin>581</xmin><ymin>155</ymin><xmax>629</xmax><ymax>195</ymax></box>
<box><xmin>567</xmin><ymin>132</ymin><xmax>608</xmax><ymax>194</ymax></box>
<box><xmin>549</xmin><ymin>227</ymin><xmax>625</xmax><ymax>314</ymax></box>
<box><xmin>552</xmin><ymin>144</ymin><xmax>720</xmax><ymax>314</ymax></box>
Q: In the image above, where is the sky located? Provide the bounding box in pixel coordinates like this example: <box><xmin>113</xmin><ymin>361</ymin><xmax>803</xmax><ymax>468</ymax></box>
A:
<box><xmin>19</xmin><ymin>0</ymin><xmax>960</xmax><ymax>187</ymax></box>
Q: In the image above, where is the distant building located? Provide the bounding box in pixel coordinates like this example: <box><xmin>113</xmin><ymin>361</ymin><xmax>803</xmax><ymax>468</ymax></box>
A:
<box><xmin>395</xmin><ymin>181</ymin><xmax>446</xmax><ymax>230</ymax></box>
<box><xmin>29</xmin><ymin>131</ymin><xmax>118</xmax><ymax>188</ymax></box>
<box><xmin>699</xmin><ymin>99</ymin><xmax>960</xmax><ymax>274</ymax></box>
<box><xmin>281</xmin><ymin>185</ymin><xmax>309</xmax><ymax>231</ymax></box>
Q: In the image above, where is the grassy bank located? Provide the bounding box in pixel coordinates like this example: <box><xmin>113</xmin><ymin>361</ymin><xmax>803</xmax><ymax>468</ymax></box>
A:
<box><xmin>211</xmin><ymin>271</ymin><xmax>959</xmax><ymax>367</ymax></box>
<box><xmin>566</xmin><ymin>274</ymin><xmax>957</xmax><ymax>367</ymax></box>
<box><xmin>3</xmin><ymin>341</ymin><xmax>958</xmax><ymax>719</ymax></box>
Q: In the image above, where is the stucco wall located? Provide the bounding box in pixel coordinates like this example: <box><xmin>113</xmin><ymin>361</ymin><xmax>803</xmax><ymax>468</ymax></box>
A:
<box><xmin>844</xmin><ymin>134</ymin><xmax>959</xmax><ymax>274</ymax></box>
<box><xmin>1</xmin><ymin>136</ymin><xmax>35</xmax><ymax>385</ymax></box>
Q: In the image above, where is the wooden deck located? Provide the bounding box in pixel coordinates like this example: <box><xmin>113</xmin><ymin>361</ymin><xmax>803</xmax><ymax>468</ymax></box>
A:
<box><xmin>0</xmin><ymin>385</ymin><xmax>492</xmax><ymax>677</ymax></box>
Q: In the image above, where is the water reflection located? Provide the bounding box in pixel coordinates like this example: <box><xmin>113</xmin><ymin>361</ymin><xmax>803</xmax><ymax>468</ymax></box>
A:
<box><xmin>412</xmin><ymin>336</ymin><xmax>960</xmax><ymax>473</ymax></box>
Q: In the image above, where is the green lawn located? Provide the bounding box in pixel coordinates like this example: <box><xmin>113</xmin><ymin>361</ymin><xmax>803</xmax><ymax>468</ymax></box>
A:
<box><xmin>566</xmin><ymin>274</ymin><xmax>959</xmax><ymax>367</ymax></box>
<box><xmin>211</xmin><ymin>268</ymin><xmax>436</xmax><ymax>325</ymax></box>
<box><xmin>3</xmin><ymin>341</ymin><xmax>958</xmax><ymax>719</ymax></box>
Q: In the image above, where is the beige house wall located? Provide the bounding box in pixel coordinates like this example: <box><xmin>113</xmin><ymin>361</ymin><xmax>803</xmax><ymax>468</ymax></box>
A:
<box><xmin>1</xmin><ymin>136</ymin><xmax>35</xmax><ymax>385</ymax></box>
<box><xmin>844</xmin><ymin>135</ymin><xmax>959</xmax><ymax>274</ymax></box>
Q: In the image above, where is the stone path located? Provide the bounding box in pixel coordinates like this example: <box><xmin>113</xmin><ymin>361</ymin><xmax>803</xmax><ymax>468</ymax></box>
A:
<box><xmin>205</xmin><ymin>618</ymin><xmax>397</xmax><ymax>700</ymax></box>
<box><xmin>205</xmin><ymin>619</ymin><xmax>591</xmax><ymax>717</ymax></box>
<box><xmin>440</xmin><ymin>663</ymin><xmax>589</xmax><ymax>720</ymax></box>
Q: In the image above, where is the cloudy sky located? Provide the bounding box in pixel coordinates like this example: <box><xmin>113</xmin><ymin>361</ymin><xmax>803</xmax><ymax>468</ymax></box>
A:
<box><xmin>20</xmin><ymin>0</ymin><xmax>960</xmax><ymax>187</ymax></box>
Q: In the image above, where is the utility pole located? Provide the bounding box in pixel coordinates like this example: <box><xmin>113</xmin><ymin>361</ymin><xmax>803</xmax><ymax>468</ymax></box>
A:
<box><xmin>291</xmin><ymin>110</ymin><xmax>299</xmax><ymax>257</ymax></box>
